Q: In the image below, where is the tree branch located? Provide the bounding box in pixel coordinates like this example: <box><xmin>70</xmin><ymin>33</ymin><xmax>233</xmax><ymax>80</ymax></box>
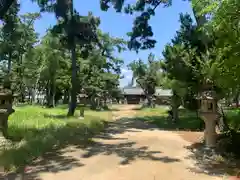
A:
<box><xmin>0</xmin><ymin>0</ymin><xmax>14</xmax><ymax>19</ymax></box>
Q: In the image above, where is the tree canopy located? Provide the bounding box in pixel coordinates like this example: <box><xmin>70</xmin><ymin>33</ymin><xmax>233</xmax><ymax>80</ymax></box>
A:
<box><xmin>0</xmin><ymin>0</ymin><xmax>240</xmax><ymax>119</ymax></box>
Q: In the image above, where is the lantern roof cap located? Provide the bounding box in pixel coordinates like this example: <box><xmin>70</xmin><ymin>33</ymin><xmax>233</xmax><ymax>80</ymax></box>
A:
<box><xmin>78</xmin><ymin>93</ymin><xmax>88</xmax><ymax>98</ymax></box>
<box><xmin>201</xmin><ymin>79</ymin><xmax>214</xmax><ymax>91</ymax></box>
<box><xmin>201</xmin><ymin>96</ymin><xmax>214</xmax><ymax>100</ymax></box>
<box><xmin>0</xmin><ymin>89</ymin><xmax>12</xmax><ymax>97</ymax></box>
<box><xmin>0</xmin><ymin>109</ymin><xmax>8</xmax><ymax>113</ymax></box>
<box><xmin>197</xmin><ymin>90</ymin><xmax>216</xmax><ymax>100</ymax></box>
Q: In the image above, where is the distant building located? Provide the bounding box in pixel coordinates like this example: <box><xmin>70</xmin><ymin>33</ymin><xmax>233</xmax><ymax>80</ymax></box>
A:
<box><xmin>121</xmin><ymin>87</ymin><xmax>172</xmax><ymax>104</ymax></box>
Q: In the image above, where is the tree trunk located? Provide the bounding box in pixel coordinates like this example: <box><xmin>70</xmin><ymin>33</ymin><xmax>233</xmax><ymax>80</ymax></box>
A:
<box><xmin>100</xmin><ymin>99</ymin><xmax>104</xmax><ymax>110</ymax></box>
<box><xmin>79</xmin><ymin>106</ymin><xmax>84</xmax><ymax>119</ymax></box>
<box><xmin>63</xmin><ymin>89</ymin><xmax>69</xmax><ymax>104</ymax></box>
<box><xmin>20</xmin><ymin>90</ymin><xmax>25</xmax><ymax>103</ymax></box>
<box><xmin>217</xmin><ymin>103</ymin><xmax>230</xmax><ymax>132</ymax></box>
<box><xmin>131</xmin><ymin>77</ymin><xmax>134</xmax><ymax>86</ymax></box>
<box><xmin>90</xmin><ymin>96</ymin><xmax>96</xmax><ymax>110</ymax></box>
<box><xmin>97</xmin><ymin>97</ymin><xmax>100</xmax><ymax>110</ymax></box>
<box><xmin>46</xmin><ymin>81</ymin><xmax>55</xmax><ymax>108</ymax></box>
<box><xmin>48</xmin><ymin>92</ymin><xmax>55</xmax><ymax>108</ymax></box>
<box><xmin>146</xmin><ymin>95</ymin><xmax>154</xmax><ymax>108</ymax></box>
<box><xmin>147</xmin><ymin>95</ymin><xmax>151</xmax><ymax>107</ymax></box>
<box><xmin>31</xmin><ymin>88</ymin><xmax>36</xmax><ymax>104</ymax></box>
<box><xmin>28</xmin><ymin>88</ymin><xmax>32</xmax><ymax>104</ymax></box>
<box><xmin>235</xmin><ymin>92</ymin><xmax>239</xmax><ymax>108</ymax></box>
<box><xmin>171</xmin><ymin>91</ymin><xmax>181</xmax><ymax>123</ymax></box>
<box><xmin>7</xmin><ymin>52</ymin><xmax>12</xmax><ymax>74</ymax></box>
<box><xmin>67</xmin><ymin>40</ymin><xmax>77</xmax><ymax>116</ymax></box>
<box><xmin>28</xmin><ymin>89</ymin><xmax>31</xmax><ymax>102</ymax></box>
<box><xmin>18</xmin><ymin>54</ymin><xmax>25</xmax><ymax>103</ymax></box>
<box><xmin>172</xmin><ymin>105</ymin><xmax>179</xmax><ymax>123</ymax></box>
<box><xmin>67</xmin><ymin>0</ymin><xmax>78</xmax><ymax>116</ymax></box>
<box><xmin>79</xmin><ymin>98</ymin><xmax>85</xmax><ymax>119</ymax></box>
<box><xmin>103</xmin><ymin>96</ymin><xmax>108</xmax><ymax>109</ymax></box>
<box><xmin>46</xmin><ymin>86</ymin><xmax>50</xmax><ymax>106</ymax></box>
<box><xmin>50</xmin><ymin>80</ymin><xmax>55</xmax><ymax>107</ymax></box>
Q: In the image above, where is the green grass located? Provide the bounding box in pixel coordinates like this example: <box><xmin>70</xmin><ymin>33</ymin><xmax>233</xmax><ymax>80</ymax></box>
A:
<box><xmin>134</xmin><ymin>106</ymin><xmax>240</xmax><ymax>132</ymax></box>
<box><xmin>225</xmin><ymin>108</ymin><xmax>240</xmax><ymax>131</ymax></box>
<box><xmin>0</xmin><ymin>105</ymin><xmax>112</xmax><ymax>172</ymax></box>
<box><xmin>3</xmin><ymin>105</ymin><xmax>240</xmax><ymax>172</ymax></box>
<box><xmin>134</xmin><ymin>107</ymin><xmax>204</xmax><ymax>131</ymax></box>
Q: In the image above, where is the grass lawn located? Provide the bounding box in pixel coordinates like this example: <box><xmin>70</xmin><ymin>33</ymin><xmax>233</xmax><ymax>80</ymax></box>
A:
<box><xmin>134</xmin><ymin>106</ymin><xmax>240</xmax><ymax>132</ymax></box>
<box><xmin>134</xmin><ymin>107</ymin><xmax>204</xmax><ymax>131</ymax></box>
<box><xmin>0</xmin><ymin>105</ymin><xmax>113</xmax><ymax>172</ymax></box>
<box><xmin>224</xmin><ymin>108</ymin><xmax>240</xmax><ymax>131</ymax></box>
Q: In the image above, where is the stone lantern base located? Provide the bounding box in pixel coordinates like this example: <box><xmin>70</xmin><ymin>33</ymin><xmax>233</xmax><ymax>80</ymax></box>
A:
<box><xmin>0</xmin><ymin>131</ymin><xmax>6</xmax><ymax>144</ymax></box>
<box><xmin>200</xmin><ymin>112</ymin><xmax>219</xmax><ymax>148</ymax></box>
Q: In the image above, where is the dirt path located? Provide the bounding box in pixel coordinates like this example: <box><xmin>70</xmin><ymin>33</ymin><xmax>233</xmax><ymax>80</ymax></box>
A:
<box><xmin>27</xmin><ymin>105</ymin><xmax>225</xmax><ymax>180</ymax></box>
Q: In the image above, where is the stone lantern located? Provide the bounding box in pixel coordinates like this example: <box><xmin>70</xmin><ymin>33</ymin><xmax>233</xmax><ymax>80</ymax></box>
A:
<box><xmin>78</xmin><ymin>91</ymin><xmax>88</xmax><ymax>119</ymax></box>
<box><xmin>198</xmin><ymin>80</ymin><xmax>219</xmax><ymax>148</ymax></box>
<box><xmin>0</xmin><ymin>86</ymin><xmax>15</xmax><ymax>139</ymax></box>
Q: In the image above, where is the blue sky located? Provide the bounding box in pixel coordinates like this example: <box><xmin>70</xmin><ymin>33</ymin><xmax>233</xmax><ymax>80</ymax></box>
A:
<box><xmin>19</xmin><ymin>0</ymin><xmax>194</xmax><ymax>87</ymax></box>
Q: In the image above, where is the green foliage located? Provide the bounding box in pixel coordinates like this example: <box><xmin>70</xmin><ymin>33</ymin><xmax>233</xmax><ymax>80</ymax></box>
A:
<box><xmin>192</xmin><ymin>0</ymin><xmax>240</xmax><ymax>83</ymax></box>
<box><xmin>0</xmin><ymin>1</ymin><xmax>20</xmax><ymax>75</ymax></box>
<box><xmin>77</xmin><ymin>31</ymin><xmax>125</xmax><ymax>109</ymax></box>
<box><xmin>100</xmin><ymin>0</ymin><xmax>172</xmax><ymax>51</ymax></box>
<box><xmin>0</xmin><ymin>0</ymin><xmax>15</xmax><ymax>19</ymax></box>
<box><xmin>135</xmin><ymin>107</ymin><xmax>203</xmax><ymax>131</ymax></box>
<box><xmin>128</xmin><ymin>53</ymin><xmax>160</xmax><ymax>103</ymax></box>
<box><xmin>162</xmin><ymin>13</ymin><xmax>224</xmax><ymax>99</ymax></box>
<box><xmin>0</xmin><ymin>0</ymin><xmax>125</xmax><ymax>114</ymax></box>
<box><xmin>225</xmin><ymin>108</ymin><xmax>240</xmax><ymax>131</ymax></box>
<box><xmin>0</xmin><ymin>6</ymin><xmax>41</xmax><ymax>101</ymax></box>
<box><xmin>127</xmin><ymin>53</ymin><xmax>162</xmax><ymax>107</ymax></box>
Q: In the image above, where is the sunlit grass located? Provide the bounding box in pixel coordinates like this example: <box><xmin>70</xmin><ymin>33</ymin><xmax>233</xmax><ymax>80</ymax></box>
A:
<box><xmin>134</xmin><ymin>107</ymin><xmax>203</xmax><ymax>131</ymax></box>
<box><xmin>135</xmin><ymin>107</ymin><xmax>168</xmax><ymax>117</ymax></box>
<box><xmin>134</xmin><ymin>106</ymin><xmax>240</xmax><ymax>132</ymax></box>
<box><xmin>0</xmin><ymin>105</ymin><xmax>112</xmax><ymax>172</ymax></box>
<box><xmin>225</xmin><ymin>108</ymin><xmax>240</xmax><ymax>130</ymax></box>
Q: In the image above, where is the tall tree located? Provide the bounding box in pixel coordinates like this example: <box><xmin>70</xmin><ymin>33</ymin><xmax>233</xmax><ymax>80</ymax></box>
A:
<box><xmin>79</xmin><ymin>31</ymin><xmax>125</xmax><ymax>110</ymax></box>
<box><xmin>13</xmin><ymin>13</ymin><xmax>40</xmax><ymax>102</ymax></box>
<box><xmin>33</xmin><ymin>0</ymin><xmax>101</xmax><ymax>116</ymax></box>
<box><xmin>0</xmin><ymin>1</ymin><xmax>20</xmax><ymax>77</ymax></box>
<box><xmin>161</xmin><ymin>13</ymin><xmax>214</xmax><ymax>122</ymax></box>
<box><xmin>128</xmin><ymin>53</ymin><xmax>160</xmax><ymax>107</ymax></box>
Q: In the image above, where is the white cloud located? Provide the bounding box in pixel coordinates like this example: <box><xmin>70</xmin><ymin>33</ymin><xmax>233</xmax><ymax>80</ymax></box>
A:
<box><xmin>121</xmin><ymin>68</ymin><xmax>130</xmax><ymax>74</ymax></box>
<box><xmin>125</xmin><ymin>74</ymin><xmax>132</xmax><ymax>79</ymax></box>
<box><xmin>120</xmin><ymin>67</ymin><xmax>133</xmax><ymax>87</ymax></box>
<box><xmin>121</xmin><ymin>67</ymin><xmax>132</xmax><ymax>76</ymax></box>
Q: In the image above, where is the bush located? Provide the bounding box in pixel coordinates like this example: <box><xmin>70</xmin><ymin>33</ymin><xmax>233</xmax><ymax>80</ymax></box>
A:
<box><xmin>226</xmin><ymin>108</ymin><xmax>240</xmax><ymax>131</ymax></box>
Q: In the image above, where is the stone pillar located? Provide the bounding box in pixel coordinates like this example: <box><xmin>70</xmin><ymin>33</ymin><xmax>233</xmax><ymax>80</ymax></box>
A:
<box><xmin>78</xmin><ymin>96</ymin><xmax>86</xmax><ymax>119</ymax></box>
<box><xmin>201</xmin><ymin>113</ymin><xmax>218</xmax><ymax>148</ymax></box>
<box><xmin>0</xmin><ymin>111</ymin><xmax>12</xmax><ymax>176</ymax></box>
<box><xmin>0</xmin><ymin>124</ymin><xmax>5</xmax><ymax>141</ymax></box>
<box><xmin>0</xmin><ymin>114</ymin><xmax>8</xmax><ymax>138</ymax></box>
<box><xmin>124</xmin><ymin>98</ymin><xmax>127</xmax><ymax>104</ymax></box>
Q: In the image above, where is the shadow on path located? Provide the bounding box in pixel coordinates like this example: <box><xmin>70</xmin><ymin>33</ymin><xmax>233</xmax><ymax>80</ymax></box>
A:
<box><xmin>184</xmin><ymin>141</ymin><xmax>240</xmax><ymax>177</ymax></box>
<box><xmin>80</xmin><ymin>141</ymin><xmax>180</xmax><ymax>165</ymax></box>
<box><xmin>1</xmin><ymin>105</ymin><xmax>181</xmax><ymax>180</ymax></box>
